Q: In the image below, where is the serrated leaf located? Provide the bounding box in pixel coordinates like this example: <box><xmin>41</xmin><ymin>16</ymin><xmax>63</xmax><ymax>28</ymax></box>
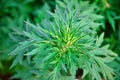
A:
<box><xmin>95</xmin><ymin>33</ymin><xmax>104</xmax><ymax>47</ymax></box>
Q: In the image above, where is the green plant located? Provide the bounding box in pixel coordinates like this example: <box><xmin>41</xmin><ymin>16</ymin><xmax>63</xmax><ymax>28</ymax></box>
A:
<box><xmin>91</xmin><ymin>1</ymin><xmax>120</xmax><ymax>79</ymax></box>
<box><xmin>93</xmin><ymin>0</ymin><xmax>119</xmax><ymax>31</ymax></box>
<box><xmin>0</xmin><ymin>0</ymin><xmax>53</xmax><ymax>78</ymax></box>
<box><xmin>10</xmin><ymin>1</ymin><xmax>117</xmax><ymax>80</ymax></box>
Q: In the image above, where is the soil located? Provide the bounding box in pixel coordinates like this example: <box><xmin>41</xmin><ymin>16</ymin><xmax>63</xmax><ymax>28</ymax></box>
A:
<box><xmin>75</xmin><ymin>68</ymin><xmax>83</xmax><ymax>80</ymax></box>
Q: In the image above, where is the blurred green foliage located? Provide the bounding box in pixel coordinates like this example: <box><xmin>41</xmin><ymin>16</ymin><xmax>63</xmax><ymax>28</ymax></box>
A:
<box><xmin>0</xmin><ymin>0</ymin><xmax>120</xmax><ymax>80</ymax></box>
<box><xmin>0</xmin><ymin>0</ymin><xmax>54</xmax><ymax>79</ymax></box>
<box><xmin>92</xmin><ymin>0</ymin><xmax>120</xmax><ymax>79</ymax></box>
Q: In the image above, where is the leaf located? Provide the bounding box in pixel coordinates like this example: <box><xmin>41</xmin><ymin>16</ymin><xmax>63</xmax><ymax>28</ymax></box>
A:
<box><xmin>42</xmin><ymin>52</ymin><xmax>57</xmax><ymax>62</ymax></box>
<box><xmin>91</xmin><ymin>64</ymin><xmax>102</xmax><ymax>80</ymax></box>
<box><xmin>10</xmin><ymin>52</ymin><xmax>24</xmax><ymax>68</ymax></box>
<box><xmin>91</xmin><ymin>48</ymin><xmax>117</xmax><ymax>64</ymax></box>
<box><xmin>106</xmin><ymin>11</ymin><xmax>116</xmax><ymax>31</ymax></box>
<box><xmin>99</xmin><ymin>60</ymin><xmax>114</xmax><ymax>80</ymax></box>
<box><xmin>9</xmin><ymin>41</ymin><xmax>32</xmax><ymax>55</ymax></box>
<box><xmin>90</xmin><ymin>14</ymin><xmax>104</xmax><ymax>20</ymax></box>
<box><xmin>95</xmin><ymin>33</ymin><xmax>104</xmax><ymax>47</ymax></box>
<box><xmin>70</xmin><ymin>62</ymin><xmax>77</xmax><ymax>77</ymax></box>
<box><xmin>25</xmin><ymin>48</ymin><xmax>40</xmax><ymax>55</ymax></box>
<box><xmin>61</xmin><ymin>61</ymin><xmax>67</xmax><ymax>73</ymax></box>
<box><xmin>53</xmin><ymin>65</ymin><xmax>59</xmax><ymax>80</ymax></box>
<box><xmin>82</xmin><ymin>69</ymin><xmax>88</xmax><ymax>79</ymax></box>
<box><xmin>56</xmin><ymin>0</ymin><xmax>66</xmax><ymax>8</ymax></box>
<box><xmin>24</xmin><ymin>31</ymin><xmax>42</xmax><ymax>41</ymax></box>
<box><xmin>101</xmin><ymin>44</ymin><xmax>109</xmax><ymax>49</ymax></box>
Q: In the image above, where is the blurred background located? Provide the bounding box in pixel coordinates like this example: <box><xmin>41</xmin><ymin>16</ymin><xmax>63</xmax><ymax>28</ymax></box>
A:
<box><xmin>0</xmin><ymin>0</ymin><xmax>120</xmax><ymax>80</ymax></box>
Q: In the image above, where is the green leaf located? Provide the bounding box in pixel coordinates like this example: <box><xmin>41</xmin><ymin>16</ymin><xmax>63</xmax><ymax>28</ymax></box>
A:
<box><xmin>10</xmin><ymin>52</ymin><xmax>24</xmax><ymax>68</ymax></box>
<box><xmin>106</xmin><ymin>11</ymin><xmax>116</xmax><ymax>31</ymax></box>
<box><xmin>25</xmin><ymin>48</ymin><xmax>40</xmax><ymax>55</ymax></box>
<box><xmin>9</xmin><ymin>41</ymin><xmax>32</xmax><ymax>55</ymax></box>
<box><xmin>82</xmin><ymin>69</ymin><xmax>88</xmax><ymax>79</ymax></box>
<box><xmin>24</xmin><ymin>31</ymin><xmax>42</xmax><ymax>41</ymax></box>
<box><xmin>56</xmin><ymin>0</ymin><xmax>66</xmax><ymax>8</ymax></box>
<box><xmin>52</xmin><ymin>63</ymin><xmax>60</xmax><ymax>80</ymax></box>
<box><xmin>42</xmin><ymin>52</ymin><xmax>57</xmax><ymax>62</ymax></box>
<box><xmin>95</xmin><ymin>33</ymin><xmax>104</xmax><ymax>47</ymax></box>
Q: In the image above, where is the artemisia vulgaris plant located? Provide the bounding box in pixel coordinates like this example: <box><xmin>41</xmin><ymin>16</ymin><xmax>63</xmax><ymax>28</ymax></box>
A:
<box><xmin>10</xmin><ymin>1</ymin><xmax>117</xmax><ymax>80</ymax></box>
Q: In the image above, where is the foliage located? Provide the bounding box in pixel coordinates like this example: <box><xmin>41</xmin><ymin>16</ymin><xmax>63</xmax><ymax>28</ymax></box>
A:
<box><xmin>0</xmin><ymin>0</ymin><xmax>120</xmax><ymax>80</ymax></box>
<box><xmin>92</xmin><ymin>0</ymin><xmax>119</xmax><ymax>31</ymax></box>
<box><xmin>0</xmin><ymin>0</ymin><xmax>53</xmax><ymax>78</ymax></box>
<box><xmin>9</xmin><ymin>1</ymin><xmax>117</xmax><ymax>80</ymax></box>
<box><xmin>92</xmin><ymin>0</ymin><xmax>120</xmax><ymax>53</ymax></box>
<box><xmin>92</xmin><ymin>0</ymin><xmax>120</xmax><ymax>79</ymax></box>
